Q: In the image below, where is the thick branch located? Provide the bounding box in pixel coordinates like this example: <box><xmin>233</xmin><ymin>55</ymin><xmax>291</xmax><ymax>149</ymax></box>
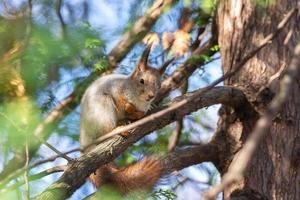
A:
<box><xmin>33</xmin><ymin>86</ymin><xmax>248</xmax><ymax>200</ymax></box>
<box><xmin>161</xmin><ymin>143</ymin><xmax>219</xmax><ymax>174</ymax></box>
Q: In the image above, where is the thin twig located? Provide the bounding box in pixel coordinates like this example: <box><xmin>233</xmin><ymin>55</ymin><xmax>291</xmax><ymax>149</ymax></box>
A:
<box><xmin>30</xmin><ymin>148</ymin><xmax>80</xmax><ymax>168</ymax></box>
<box><xmin>203</xmin><ymin>42</ymin><xmax>300</xmax><ymax>200</ymax></box>
<box><xmin>168</xmin><ymin>120</ymin><xmax>184</xmax><ymax>152</ymax></box>
<box><xmin>55</xmin><ymin>0</ymin><xmax>66</xmax><ymax>33</ymax></box>
<box><xmin>24</xmin><ymin>139</ymin><xmax>30</xmax><ymax>200</ymax></box>
<box><xmin>0</xmin><ymin>165</ymin><xmax>66</xmax><ymax>194</ymax></box>
<box><xmin>168</xmin><ymin>81</ymin><xmax>188</xmax><ymax>152</ymax></box>
<box><xmin>42</xmin><ymin>141</ymin><xmax>74</xmax><ymax>162</ymax></box>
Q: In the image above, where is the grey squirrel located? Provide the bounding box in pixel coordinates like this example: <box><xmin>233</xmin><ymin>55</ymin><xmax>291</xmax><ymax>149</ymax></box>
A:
<box><xmin>80</xmin><ymin>45</ymin><xmax>173</xmax><ymax>194</ymax></box>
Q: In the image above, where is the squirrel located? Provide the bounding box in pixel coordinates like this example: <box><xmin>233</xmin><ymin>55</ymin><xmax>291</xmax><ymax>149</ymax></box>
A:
<box><xmin>80</xmin><ymin>45</ymin><xmax>173</xmax><ymax>194</ymax></box>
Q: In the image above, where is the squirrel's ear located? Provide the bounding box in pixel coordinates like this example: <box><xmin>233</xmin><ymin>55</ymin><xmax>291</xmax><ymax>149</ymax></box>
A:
<box><xmin>136</xmin><ymin>45</ymin><xmax>152</xmax><ymax>71</ymax></box>
<box><xmin>158</xmin><ymin>57</ymin><xmax>174</xmax><ymax>74</ymax></box>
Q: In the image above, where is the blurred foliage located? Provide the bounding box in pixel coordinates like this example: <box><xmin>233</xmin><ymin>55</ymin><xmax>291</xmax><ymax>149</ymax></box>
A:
<box><xmin>201</xmin><ymin>0</ymin><xmax>218</xmax><ymax>14</ymax></box>
<box><xmin>21</xmin><ymin>22</ymin><xmax>105</xmax><ymax>94</ymax></box>
<box><xmin>0</xmin><ymin>98</ymin><xmax>40</xmax><ymax>149</ymax></box>
<box><xmin>253</xmin><ymin>0</ymin><xmax>276</xmax><ymax>7</ymax></box>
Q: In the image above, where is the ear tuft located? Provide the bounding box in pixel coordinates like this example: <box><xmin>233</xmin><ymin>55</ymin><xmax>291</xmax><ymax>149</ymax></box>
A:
<box><xmin>137</xmin><ymin>44</ymin><xmax>152</xmax><ymax>71</ymax></box>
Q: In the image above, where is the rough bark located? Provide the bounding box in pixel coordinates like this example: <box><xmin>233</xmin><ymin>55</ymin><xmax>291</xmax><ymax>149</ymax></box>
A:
<box><xmin>216</xmin><ymin>1</ymin><xmax>300</xmax><ymax>199</ymax></box>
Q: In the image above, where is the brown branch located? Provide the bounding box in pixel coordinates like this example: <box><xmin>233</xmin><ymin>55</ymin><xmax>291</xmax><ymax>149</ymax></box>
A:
<box><xmin>203</xmin><ymin>43</ymin><xmax>300</xmax><ymax>200</ymax></box>
<box><xmin>33</xmin><ymin>86</ymin><xmax>247</xmax><ymax>200</ymax></box>
<box><xmin>0</xmin><ymin>0</ymin><xmax>177</xmax><ymax>181</ymax></box>
<box><xmin>168</xmin><ymin>120</ymin><xmax>183</xmax><ymax>152</ymax></box>
<box><xmin>161</xmin><ymin>143</ymin><xmax>219</xmax><ymax>175</ymax></box>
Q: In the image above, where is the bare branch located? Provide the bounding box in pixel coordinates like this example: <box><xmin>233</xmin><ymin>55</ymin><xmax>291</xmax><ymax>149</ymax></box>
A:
<box><xmin>55</xmin><ymin>0</ymin><xmax>66</xmax><ymax>32</ymax></box>
<box><xmin>30</xmin><ymin>148</ymin><xmax>80</xmax><ymax>168</ymax></box>
<box><xmin>42</xmin><ymin>141</ymin><xmax>74</xmax><ymax>162</ymax></box>
<box><xmin>203</xmin><ymin>42</ymin><xmax>300</xmax><ymax>200</ymax></box>
<box><xmin>168</xmin><ymin>120</ymin><xmax>183</xmax><ymax>152</ymax></box>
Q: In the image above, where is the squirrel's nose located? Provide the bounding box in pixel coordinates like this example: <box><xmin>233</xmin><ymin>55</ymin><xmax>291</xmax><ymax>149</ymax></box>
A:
<box><xmin>147</xmin><ymin>93</ymin><xmax>155</xmax><ymax>101</ymax></box>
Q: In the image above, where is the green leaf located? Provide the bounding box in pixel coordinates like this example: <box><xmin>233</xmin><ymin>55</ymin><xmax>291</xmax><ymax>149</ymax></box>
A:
<box><xmin>210</xmin><ymin>44</ymin><xmax>220</xmax><ymax>52</ymax></box>
<box><xmin>85</xmin><ymin>38</ymin><xmax>103</xmax><ymax>49</ymax></box>
<box><xmin>94</xmin><ymin>58</ymin><xmax>109</xmax><ymax>72</ymax></box>
<box><xmin>201</xmin><ymin>0</ymin><xmax>218</xmax><ymax>14</ymax></box>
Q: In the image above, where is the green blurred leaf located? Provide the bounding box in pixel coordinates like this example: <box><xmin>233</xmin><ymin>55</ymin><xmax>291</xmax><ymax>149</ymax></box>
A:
<box><xmin>210</xmin><ymin>44</ymin><xmax>220</xmax><ymax>52</ymax></box>
<box><xmin>94</xmin><ymin>58</ymin><xmax>109</xmax><ymax>72</ymax></box>
<box><xmin>187</xmin><ymin>54</ymin><xmax>212</xmax><ymax>64</ymax></box>
<box><xmin>201</xmin><ymin>0</ymin><xmax>218</xmax><ymax>14</ymax></box>
<box><xmin>0</xmin><ymin>98</ymin><xmax>40</xmax><ymax>148</ymax></box>
<box><xmin>85</xmin><ymin>38</ymin><xmax>103</xmax><ymax>49</ymax></box>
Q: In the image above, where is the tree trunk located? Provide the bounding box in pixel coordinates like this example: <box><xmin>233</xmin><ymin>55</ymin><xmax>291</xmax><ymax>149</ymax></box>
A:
<box><xmin>216</xmin><ymin>0</ymin><xmax>300</xmax><ymax>199</ymax></box>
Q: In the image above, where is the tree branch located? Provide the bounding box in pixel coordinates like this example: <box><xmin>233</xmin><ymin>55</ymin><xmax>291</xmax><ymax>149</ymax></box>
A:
<box><xmin>161</xmin><ymin>143</ymin><xmax>219</xmax><ymax>174</ymax></box>
<box><xmin>33</xmin><ymin>86</ymin><xmax>248</xmax><ymax>200</ymax></box>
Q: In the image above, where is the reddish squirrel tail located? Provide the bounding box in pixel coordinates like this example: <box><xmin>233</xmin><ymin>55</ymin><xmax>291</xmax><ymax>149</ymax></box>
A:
<box><xmin>89</xmin><ymin>157</ymin><xmax>161</xmax><ymax>194</ymax></box>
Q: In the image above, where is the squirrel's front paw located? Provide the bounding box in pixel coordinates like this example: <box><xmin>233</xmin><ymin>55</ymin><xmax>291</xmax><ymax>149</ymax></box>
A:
<box><xmin>120</xmin><ymin>131</ymin><xmax>130</xmax><ymax>137</ymax></box>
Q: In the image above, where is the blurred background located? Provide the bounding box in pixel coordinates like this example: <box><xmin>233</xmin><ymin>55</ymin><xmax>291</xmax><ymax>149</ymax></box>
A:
<box><xmin>0</xmin><ymin>0</ymin><xmax>222</xmax><ymax>199</ymax></box>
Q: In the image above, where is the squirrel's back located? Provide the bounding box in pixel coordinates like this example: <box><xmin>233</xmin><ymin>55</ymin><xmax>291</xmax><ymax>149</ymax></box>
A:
<box><xmin>80</xmin><ymin>74</ymin><xmax>129</xmax><ymax>147</ymax></box>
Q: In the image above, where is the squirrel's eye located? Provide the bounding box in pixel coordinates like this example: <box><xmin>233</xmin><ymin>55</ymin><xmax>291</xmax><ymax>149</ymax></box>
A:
<box><xmin>140</xmin><ymin>79</ymin><xmax>144</xmax><ymax>84</ymax></box>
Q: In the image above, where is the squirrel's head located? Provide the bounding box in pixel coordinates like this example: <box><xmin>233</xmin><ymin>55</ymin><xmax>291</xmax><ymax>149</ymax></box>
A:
<box><xmin>130</xmin><ymin>45</ymin><xmax>173</xmax><ymax>103</ymax></box>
